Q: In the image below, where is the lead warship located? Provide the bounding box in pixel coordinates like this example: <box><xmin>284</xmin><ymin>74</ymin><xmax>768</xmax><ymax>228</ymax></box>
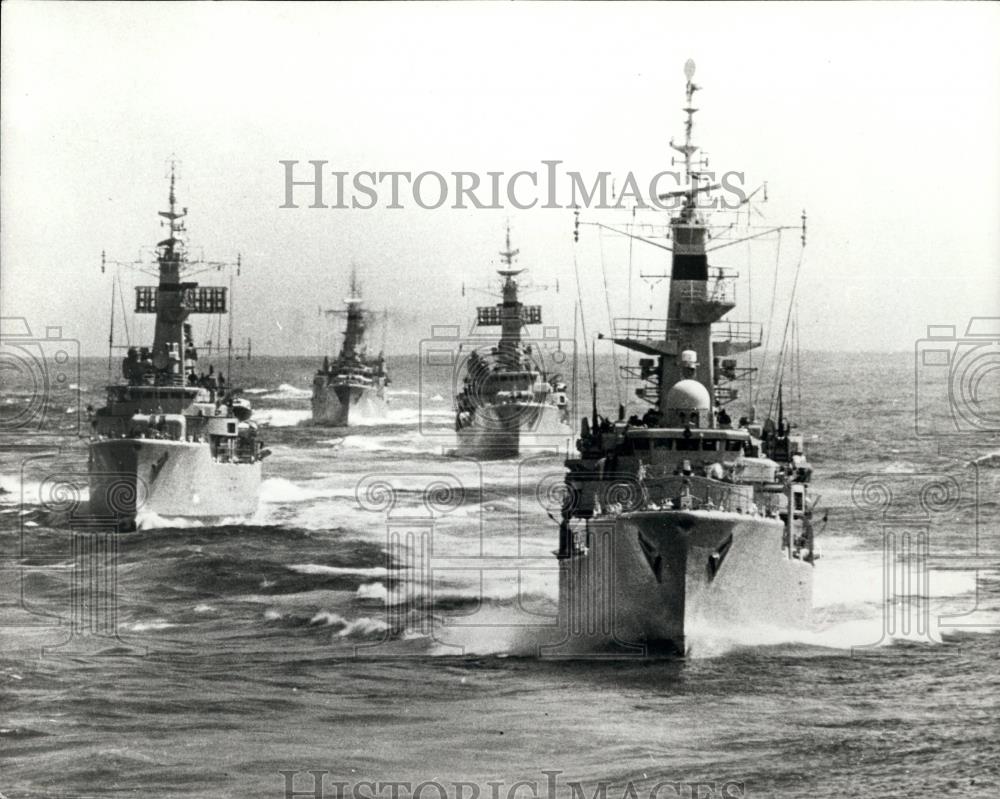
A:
<box><xmin>311</xmin><ymin>269</ymin><xmax>390</xmax><ymax>426</ymax></box>
<box><xmin>89</xmin><ymin>167</ymin><xmax>267</xmax><ymax>525</ymax></box>
<box><xmin>556</xmin><ymin>61</ymin><xmax>816</xmax><ymax>655</ymax></box>
<box><xmin>454</xmin><ymin>229</ymin><xmax>572</xmax><ymax>459</ymax></box>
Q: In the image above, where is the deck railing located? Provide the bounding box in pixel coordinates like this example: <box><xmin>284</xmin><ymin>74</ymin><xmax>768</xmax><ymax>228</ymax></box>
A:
<box><xmin>612</xmin><ymin>318</ymin><xmax>679</xmax><ymax>342</ymax></box>
<box><xmin>712</xmin><ymin>321</ymin><xmax>763</xmax><ymax>346</ymax></box>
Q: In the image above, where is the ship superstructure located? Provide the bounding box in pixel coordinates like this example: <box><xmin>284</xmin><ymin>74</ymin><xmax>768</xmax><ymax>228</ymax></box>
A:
<box><xmin>454</xmin><ymin>228</ymin><xmax>571</xmax><ymax>458</ymax></box>
<box><xmin>89</xmin><ymin>165</ymin><xmax>267</xmax><ymax>525</ymax></box>
<box><xmin>557</xmin><ymin>61</ymin><xmax>816</xmax><ymax>654</ymax></box>
<box><xmin>311</xmin><ymin>269</ymin><xmax>390</xmax><ymax>426</ymax></box>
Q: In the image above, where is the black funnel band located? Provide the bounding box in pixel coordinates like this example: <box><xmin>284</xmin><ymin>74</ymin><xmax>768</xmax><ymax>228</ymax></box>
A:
<box><xmin>672</xmin><ymin>254</ymin><xmax>708</xmax><ymax>281</ymax></box>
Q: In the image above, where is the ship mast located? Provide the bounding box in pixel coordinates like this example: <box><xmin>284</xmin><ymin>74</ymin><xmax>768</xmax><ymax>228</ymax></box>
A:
<box><xmin>661</xmin><ymin>60</ymin><xmax>731</xmax><ymax>419</ymax></box>
<box><xmin>470</xmin><ymin>223</ymin><xmax>545</xmax><ymax>371</ymax></box>
<box><xmin>151</xmin><ymin>160</ymin><xmax>191</xmax><ymax>384</ymax></box>
<box><xmin>340</xmin><ymin>265</ymin><xmax>366</xmax><ymax>361</ymax></box>
<box><xmin>672</xmin><ymin>58</ymin><xmax>702</xmax><ymax>217</ymax></box>
<box><xmin>575</xmin><ymin>59</ymin><xmax>804</xmax><ymax>432</ymax></box>
<box><xmin>604</xmin><ymin>60</ymin><xmax>736</xmax><ymax>429</ymax></box>
<box><xmin>496</xmin><ymin>222</ymin><xmax>524</xmax><ymax>367</ymax></box>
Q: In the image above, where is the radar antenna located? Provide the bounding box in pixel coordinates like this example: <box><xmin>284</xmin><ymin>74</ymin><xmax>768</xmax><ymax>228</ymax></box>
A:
<box><xmin>499</xmin><ymin>219</ymin><xmax>520</xmax><ymax>269</ymax></box>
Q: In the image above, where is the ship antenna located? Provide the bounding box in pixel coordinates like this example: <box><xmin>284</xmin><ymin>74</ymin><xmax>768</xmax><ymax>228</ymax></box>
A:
<box><xmin>670</xmin><ymin>59</ymin><xmax>703</xmax><ymax>210</ymax></box>
<box><xmin>591</xmin><ymin>339</ymin><xmax>598</xmax><ymax>431</ymax></box>
<box><xmin>350</xmin><ymin>263</ymin><xmax>360</xmax><ymax>298</ymax></box>
<box><xmin>168</xmin><ymin>160</ymin><xmax>176</xmax><ymax>215</ymax></box>
<box><xmin>778</xmin><ymin>381</ymin><xmax>785</xmax><ymax>435</ymax></box>
<box><xmin>161</xmin><ymin>156</ymin><xmax>186</xmax><ymax>263</ymax></box>
<box><xmin>500</xmin><ymin>219</ymin><xmax>519</xmax><ymax>267</ymax></box>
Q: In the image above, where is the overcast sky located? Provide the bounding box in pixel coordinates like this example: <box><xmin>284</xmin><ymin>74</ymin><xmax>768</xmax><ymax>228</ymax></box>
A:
<box><xmin>2</xmin><ymin>1</ymin><xmax>998</xmax><ymax>356</ymax></box>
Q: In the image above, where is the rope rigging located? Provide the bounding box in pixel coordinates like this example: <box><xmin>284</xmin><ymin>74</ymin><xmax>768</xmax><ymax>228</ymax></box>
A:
<box><xmin>598</xmin><ymin>226</ymin><xmax>622</xmax><ymax>404</ymax></box>
<box><xmin>571</xmin><ymin>245</ymin><xmax>594</xmax><ymax>392</ymax></box>
<box><xmin>766</xmin><ymin>244</ymin><xmax>806</xmax><ymax>422</ymax></box>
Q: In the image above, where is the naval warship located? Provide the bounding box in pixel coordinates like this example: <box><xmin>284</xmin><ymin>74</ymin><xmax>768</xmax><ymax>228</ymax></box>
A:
<box><xmin>556</xmin><ymin>61</ymin><xmax>817</xmax><ymax>655</ymax></box>
<box><xmin>89</xmin><ymin>167</ymin><xmax>268</xmax><ymax>525</ymax></box>
<box><xmin>454</xmin><ymin>228</ymin><xmax>572</xmax><ymax>459</ymax></box>
<box><xmin>311</xmin><ymin>269</ymin><xmax>389</xmax><ymax>426</ymax></box>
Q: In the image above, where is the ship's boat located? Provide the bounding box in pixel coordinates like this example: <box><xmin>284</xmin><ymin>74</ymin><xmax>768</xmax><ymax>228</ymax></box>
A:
<box><xmin>89</xmin><ymin>166</ymin><xmax>268</xmax><ymax>527</ymax></box>
<box><xmin>311</xmin><ymin>270</ymin><xmax>390</xmax><ymax>426</ymax></box>
<box><xmin>555</xmin><ymin>61</ymin><xmax>817</xmax><ymax>655</ymax></box>
<box><xmin>454</xmin><ymin>228</ymin><xmax>572</xmax><ymax>459</ymax></box>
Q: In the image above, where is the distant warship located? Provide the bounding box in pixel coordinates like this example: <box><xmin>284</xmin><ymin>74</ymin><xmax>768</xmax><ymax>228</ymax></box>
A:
<box><xmin>454</xmin><ymin>228</ymin><xmax>572</xmax><ymax>458</ymax></box>
<box><xmin>89</xmin><ymin>166</ymin><xmax>268</xmax><ymax>526</ymax></box>
<box><xmin>556</xmin><ymin>61</ymin><xmax>817</xmax><ymax>655</ymax></box>
<box><xmin>311</xmin><ymin>269</ymin><xmax>389</xmax><ymax>426</ymax></box>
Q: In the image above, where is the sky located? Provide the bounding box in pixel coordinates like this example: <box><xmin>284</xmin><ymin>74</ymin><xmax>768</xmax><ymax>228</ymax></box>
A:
<box><xmin>2</xmin><ymin>1</ymin><xmax>998</xmax><ymax>356</ymax></box>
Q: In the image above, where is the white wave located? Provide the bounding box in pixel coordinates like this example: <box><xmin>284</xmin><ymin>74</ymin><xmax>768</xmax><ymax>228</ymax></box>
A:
<box><xmin>242</xmin><ymin>589</ymin><xmax>346</xmax><ymax>606</ymax></box>
<box><xmin>134</xmin><ymin>510</ymin><xmax>256</xmax><ymax>530</ymax></box>
<box><xmin>338</xmin><ymin>616</ymin><xmax>388</xmax><ymax>637</ymax></box>
<box><xmin>127</xmin><ymin>619</ymin><xmax>175</xmax><ymax>632</ymax></box>
<box><xmin>356</xmin><ymin>582</ymin><xmax>388</xmax><ymax>602</ymax></box>
<box><xmin>256</xmin><ymin>408</ymin><xmax>312</xmax><ymax>427</ymax></box>
<box><xmin>306</xmin><ymin>611</ymin><xmax>387</xmax><ymax>637</ymax></box>
<box><xmin>272</xmin><ymin>383</ymin><xmax>312</xmax><ymax>399</ymax></box>
<box><xmin>289</xmin><ymin>564</ymin><xmax>387</xmax><ymax>577</ymax></box>
<box><xmin>813</xmin><ymin>538</ymin><xmax>978</xmax><ymax>608</ymax></box>
<box><xmin>340</xmin><ymin>435</ymin><xmax>439</xmax><ymax>455</ymax></box>
<box><xmin>685</xmin><ymin>608</ymin><xmax>998</xmax><ymax>658</ymax></box>
<box><xmin>309</xmin><ymin>610</ymin><xmax>347</xmax><ymax>626</ymax></box>
<box><xmin>259</xmin><ymin>476</ymin><xmax>354</xmax><ymax>504</ymax></box>
<box><xmin>883</xmin><ymin>462</ymin><xmax>919</xmax><ymax>474</ymax></box>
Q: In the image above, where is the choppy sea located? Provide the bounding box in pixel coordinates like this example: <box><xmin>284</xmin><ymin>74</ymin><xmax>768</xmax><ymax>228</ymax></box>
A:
<box><xmin>1</xmin><ymin>353</ymin><xmax>998</xmax><ymax>798</ymax></box>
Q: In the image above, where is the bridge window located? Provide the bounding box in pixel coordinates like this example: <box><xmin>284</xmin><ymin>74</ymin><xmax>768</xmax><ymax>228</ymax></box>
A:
<box><xmin>701</xmin><ymin>440</ymin><xmax>719</xmax><ymax>451</ymax></box>
<box><xmin>725</xmin><ymin>441</ymin><xmax>744</xmax><ymax>452</ymax></box>
<box><xmin>677</xmin><ymin>439</ymin><xmax>698</xmax><ymax>451</ymax></box>
<box><xmin>654</xmin><ymin>439</ymin><xmax>674</xmax><ymax>450</ymax></box>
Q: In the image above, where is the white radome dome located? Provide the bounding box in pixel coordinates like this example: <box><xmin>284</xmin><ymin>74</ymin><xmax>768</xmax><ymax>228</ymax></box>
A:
<box><xmin>664</xmin><ymin>379</ymin><xmax>711</xmax><ymax>412</ymax></box>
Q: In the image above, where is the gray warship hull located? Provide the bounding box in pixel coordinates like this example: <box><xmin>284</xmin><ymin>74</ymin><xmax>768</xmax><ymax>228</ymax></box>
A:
<box><xmin>557</xmin><ymin>510</ymin><xmax>813</xmax><ymax>655</ymax></box>
<box><xmin>89</xmin><ymin>438</ymin><xmax>261</xmax><ymax>522</ymax></box>
<box><xmin>311</xmin><ymin>382</ymin><xmax>388</xmax><ymax>427</ymax></box>
<box><xmin>455</xmin><ymin>402</ymin><xmax>572</xmax><ymax>458</ymax></box>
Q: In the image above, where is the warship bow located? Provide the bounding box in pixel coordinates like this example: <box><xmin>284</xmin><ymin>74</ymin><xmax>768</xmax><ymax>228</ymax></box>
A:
<box><xmin>556</xmin><ymin>61</ymin><xmax>817</xmax><ymax>655</ymax></box>
<box><xmin>89</xmin><ymin>165</ymin><xmax>267</xmax><ymax>526</ymax></box>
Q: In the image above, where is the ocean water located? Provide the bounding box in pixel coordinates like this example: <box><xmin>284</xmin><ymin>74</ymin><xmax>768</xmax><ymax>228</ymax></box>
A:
<box><xmin>1</xmin><ymin>353</ymin><xmax>998</xmax><ymax>798</ymax></box>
